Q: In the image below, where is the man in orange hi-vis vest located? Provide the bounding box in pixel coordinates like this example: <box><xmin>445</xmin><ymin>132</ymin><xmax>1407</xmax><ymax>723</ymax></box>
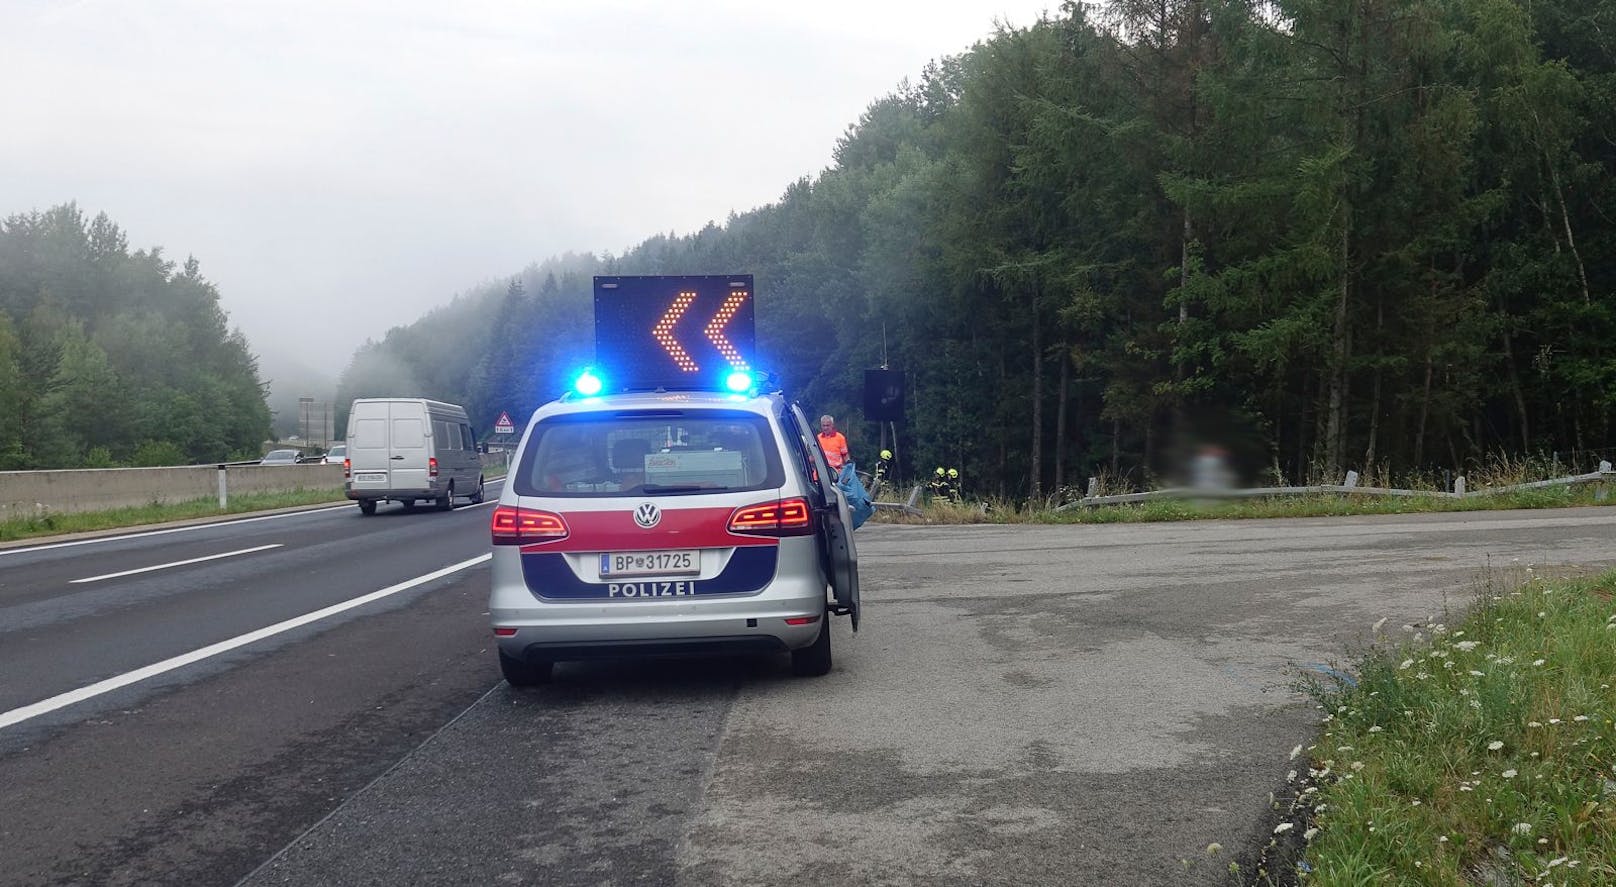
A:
<box><xmin>817</xmin><ymin>415</ymin><xmax>850</xmax><ymax>472</ymax></box>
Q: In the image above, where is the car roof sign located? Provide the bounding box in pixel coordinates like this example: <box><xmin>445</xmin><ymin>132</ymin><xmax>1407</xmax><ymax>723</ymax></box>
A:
<box><xmin>592</xmin><ymin>275</ymin><xmax>756</xmax><ymax>391</ymax></box>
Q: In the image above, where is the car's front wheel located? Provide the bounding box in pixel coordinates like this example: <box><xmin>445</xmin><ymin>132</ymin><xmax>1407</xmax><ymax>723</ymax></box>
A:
<box><xmin>499</xmin><ymin>650</ymin><xmax>553</xmax><ymax>686</ymax></box>
<box><xmin>358</xmin><ymin>500</ymin><xmax>376</xmax><ymax>516</ymax></box>
<box><xmin>790</xmin><ymin>613</ymin><xmax>832</xmax><ymax>677</ymax></box>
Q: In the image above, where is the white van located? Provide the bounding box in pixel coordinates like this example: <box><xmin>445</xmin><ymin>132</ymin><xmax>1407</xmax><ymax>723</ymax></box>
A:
<box><xmin>344</xmin><ymin>398</ymin><xmax>485</xmax><ymax>515</ymax></box>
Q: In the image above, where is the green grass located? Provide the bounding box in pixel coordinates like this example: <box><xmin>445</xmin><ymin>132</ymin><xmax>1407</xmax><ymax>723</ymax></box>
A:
<box><xmin>869</xmin><ymin>485</ymin><xmax>1614</xmax><ymax>526</ymax></box>
<box><xmin>1278</xmin><ymin>573</ymin><xmax>1616</xmax><ymax>884</ymax></box>
<box><xmin>0</xmin><ymin>488</ymin><xmax>348</xmax><ymax>543</ymax></box>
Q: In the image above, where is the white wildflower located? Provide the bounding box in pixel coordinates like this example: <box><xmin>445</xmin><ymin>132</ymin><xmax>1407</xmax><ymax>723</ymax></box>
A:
<box><xmin>1400</xmin><ymin>659</ymin><xmax>1415</xmax><ymax>670</ymax></box>
<box><xmin>1470</xmin><ymin>669</ymin><xmax>1485</xmax><ymax>676</ymax></box>
<box><xmin>1206</xmin><ymin>843</ymin><xmax>1222</xmax><ymax>855</ymax></box>
<box><xmin>1439</xmin><ymin>835</ymin><xmax>1449</xmax><ymax>843</ymax></box>
<box><xmin>1489</xmin><ymin>740</ymin><xmax>1504</xmax><ymax>751</ymax></box>
<box><xmin>1547</xmin><ymin>857</ymin><xmax>1567</xmax><ymax>868</ymax></box>
<box><xmin>1512</xmin><ymin>822</ymin><xmax>1532</xmax><ymax>835</ymax></box>
<box><xmin>1372</xmin><ymin>617</ymin><xmax>1387</xmax><ymax>633</ymax></box>
<box><xmin>1290</xmin><ymin>744</ymin><xmax>1303</xmax><ymax>760</ymax></box>
<box><xmin>1455</xmin><ymin>641</ymin><xmax>1480</xmax><ymax>652</ymax></box>
<box><xmin>1286</xmin><ymin>770</ymin><xmax>1297</xmax><ymax>783</ymax></box>
<box><xmin>1502</xmin><ymin>769</ymin><xmax>1518</xmax><ymax>778</ymax></box>
<box><xmin>1369</xmin><ymin>725</ymin><xmax>1383</xmax><ymax>733</ymax></box>
<box><xmin>1533</xmin><ymin>659</ymin><xmax>1547</xmax><ymax>666</ymax></box>
<box><xmin>1303</xmin><ymin>827</ymin><xmax>1318</xmax><ymax>841</ymax></box>
<box><xmin>1529</xmin><ymin>721</ymin><xmax>1543</xmax><ymax>728</ymax></box>
<box><xmin>1549</xmin><ymin>718</ymin><xmax>1562</xmax><ymax>725</ymax></box>
<box><xmin>1574</xmin><ymin>715</ymin><xmax>1589</xmax><ymax>722</ymax></box>
<box><xmin>1273</xmin><ymin>822</ymin><xmax>1294</xmax><ymax>834</ymax></box>
<box><xmin>1351</xmin><ymin>761</ymin><xmax>1365</xmax><ymax>771</ymax></box>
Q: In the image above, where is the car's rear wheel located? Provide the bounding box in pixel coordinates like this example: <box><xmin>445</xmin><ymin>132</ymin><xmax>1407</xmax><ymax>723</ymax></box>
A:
<box><xmin>469</xmin><ymin>476</ymin><xmax>485</xmax><ymax>504</ymax></box>
<box><xmin>791</xmin><ymin>613</ymin><xmax>833</xmax><ymax>677</ymax></box>
<box><xmin>499</xmin><ymin>650</ymin><xmax>553</xmax><ymax>686</ymax></box>
<box><xmin>358</xmin><ymin>500</ymin><xmax>376</xmax><ymax>516</ymax></box>
<box><xmin>437</xmin><ymin>484</ymin><xmax>453</xmax><ymax>511</ymax></box>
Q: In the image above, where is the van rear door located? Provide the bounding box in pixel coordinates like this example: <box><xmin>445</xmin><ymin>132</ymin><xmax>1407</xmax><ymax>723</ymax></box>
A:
<box><xmin>386</xmin><ymin>404</ymin><xmax>429</xmax><ymax>489</ymax></box>
<box><xmin>348</xmin><ymin>401</ymin><xmax>392</xmax><ymax>488</ymax></box>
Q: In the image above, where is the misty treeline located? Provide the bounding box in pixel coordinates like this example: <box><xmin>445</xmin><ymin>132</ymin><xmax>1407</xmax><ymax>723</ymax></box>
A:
<box><xmin>343</xmin><ymin>0</ymin><xmax>1616</xmax><ymax>499</ymax></box>
<box><xmin>0</xmin><ymin>204</ymin><xmax>270</xmax><ymax>469</ymax></box>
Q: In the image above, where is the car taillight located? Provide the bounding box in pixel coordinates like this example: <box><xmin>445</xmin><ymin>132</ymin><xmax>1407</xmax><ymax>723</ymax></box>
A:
<box><xmin>727</xmin><ymin>497</ymin><xmax>813</xmax><ymax>537</ymax></box>
<box><xmin>343</xmin><ymin>458</ymin><xmax>351</xmax><ymax>479</ymax></box>
<box><xmin>491</xmin><ymin>506</ymin><xmax>569</xmax><ymax>545</ymax></box>
<box><xmin>429</xmin><ymin>456</ymin><xmax>439</xmax><ymax>478</ymax></box>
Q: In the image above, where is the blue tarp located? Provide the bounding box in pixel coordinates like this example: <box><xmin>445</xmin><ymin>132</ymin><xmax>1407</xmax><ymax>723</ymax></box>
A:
<box><xmin>837</xmin><ymin>462</ymin><xmax>874</xmax><ymax>529</ymax></box>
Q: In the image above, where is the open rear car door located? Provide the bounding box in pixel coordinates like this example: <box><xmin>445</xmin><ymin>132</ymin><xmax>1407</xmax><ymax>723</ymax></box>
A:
<box><xmin>789</xmin><ymin>404</ymin><xmax>860</xmax><ymax>631</ymax></box>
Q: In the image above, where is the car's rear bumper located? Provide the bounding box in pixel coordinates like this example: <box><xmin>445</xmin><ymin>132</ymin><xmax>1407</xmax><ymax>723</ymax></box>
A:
<box><xmin>345</xmin><ymin>484</ymin><xmax>446</xmax><ymax>501</ymax></box>
<box><xmin>489</xmin><ymin>547</ymin><xmax>828</xmax><ymax>659</ymax></box>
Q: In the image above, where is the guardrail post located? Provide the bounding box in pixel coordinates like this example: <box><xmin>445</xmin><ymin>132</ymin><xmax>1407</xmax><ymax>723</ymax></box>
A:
<box><xmin>1600</xmin><ymin>461</ymin><xmax>1612</xmax><ymax>502</ymax></box>
<box><xmin>1454</xmin><ymin>475</ymin><xmax>1466</xmax><ymax>496</ymax></box>
<box><xmin>217</xmin><ymin>464</ymin><xmax>228</xmax><ymax>509</ymax></box>
<box><xmin>1086</xmin><ymin>477</ymin><xmax>1098</xmax><ymax>498</ymax></box>
<box><xmin>1343</xmin><ymin>470</ymin><xmax>1358</xmax><ymax>489</ymax></box>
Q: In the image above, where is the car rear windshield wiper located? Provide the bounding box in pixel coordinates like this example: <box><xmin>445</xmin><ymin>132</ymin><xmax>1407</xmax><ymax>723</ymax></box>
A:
<box><xmin>641</xmin><ymin>484</ymin><xmax>715</xmax><ymax>494</ymax></box>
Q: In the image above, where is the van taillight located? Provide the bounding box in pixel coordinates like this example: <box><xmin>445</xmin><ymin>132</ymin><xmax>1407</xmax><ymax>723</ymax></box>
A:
<box><xmin>429</xmin><ymin>457</ymin><xmax>439</xmax><ymax>478</ymax></box>
<box><xmin>343</xmin><ymin>458</ymin><xmax>351</xmax><ymax>479</ymax></box>
<box><xmin>491</xmin><ymin>506</ymin><xmax>569</xmax><ymax>545</ymax></box>
<box><xmin>727</xmin><ymin>497</ymin><xmax>813</xmax><ymax>537</ymax></box>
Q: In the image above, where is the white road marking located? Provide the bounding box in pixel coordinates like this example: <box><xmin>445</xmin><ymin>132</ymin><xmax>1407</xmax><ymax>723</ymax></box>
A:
<box><xmin>0</xmin><ymin>553</ymin><xmax>492</xmax><ymax>731</ymax></box>
<box><xmin>70</xmin><ymin>544</ymin><xmax>285</xmax><ymax>584</ymax></box>
<box><xmin>0</xmin><ymin>506</ymin><xmax>350</xmax><ymax>557</ymax></box>
<box><xmin>0</xmin><ymin>477</ymin><xmax>506</xmax><ymax>557</ymax></box>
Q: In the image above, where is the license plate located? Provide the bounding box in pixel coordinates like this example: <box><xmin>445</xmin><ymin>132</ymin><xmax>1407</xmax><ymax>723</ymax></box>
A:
<box><xmin>600</xmin><ymin>550</ymin><xmax>699</xmax><ymax>577</ymax></box>
<box><xmin>355</xmin><ymin>472</ymin><xmax>387</xmax><ymax>483</ymax></box>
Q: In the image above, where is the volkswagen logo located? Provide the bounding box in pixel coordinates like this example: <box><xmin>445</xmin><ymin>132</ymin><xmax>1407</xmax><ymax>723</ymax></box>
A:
<box><xmin>633</xmin><ymin>502</ymin><xmax>661</xmax><ymax>529</ymax></box>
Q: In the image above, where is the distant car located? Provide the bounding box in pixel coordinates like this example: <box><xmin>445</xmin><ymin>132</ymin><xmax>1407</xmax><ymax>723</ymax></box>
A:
<box><xmin>260</xmin><ymin>449</ymin><xmax>301</xmax><ymax>465</ymax></box>
<box><xmin>323</xmin><ymin>444</ymin><xmax>347</xmax><ymax>465</ymax></box>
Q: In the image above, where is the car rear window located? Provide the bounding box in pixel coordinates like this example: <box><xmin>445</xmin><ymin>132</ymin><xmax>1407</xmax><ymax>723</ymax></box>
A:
<box><xmin>512</xmin><ymin>410</ymin><xmax>783</xmax><ymax>498</ymax></box>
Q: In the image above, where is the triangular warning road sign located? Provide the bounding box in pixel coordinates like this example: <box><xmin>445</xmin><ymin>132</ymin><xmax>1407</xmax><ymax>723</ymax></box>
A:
<box><xmin>493</xmin><ymin>411</ymin><xmax>515</xmax><ymax>434</ymax></box>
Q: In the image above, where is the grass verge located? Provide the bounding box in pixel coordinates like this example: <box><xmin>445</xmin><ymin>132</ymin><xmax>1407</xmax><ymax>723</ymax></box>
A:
<box><xmin>870</xmin><ymin>485</ymin><xmax>1614</xmax><ymax>525</ymax></box>
<box><xmin>0</xmin><ymin>488</ymin><xmax>347</xmax><ymax>543</ymax></box>
<box><xmin>1246</xmin><ymin>572</ymin><xmax>1616</xmax><ymax>885</ymax></box>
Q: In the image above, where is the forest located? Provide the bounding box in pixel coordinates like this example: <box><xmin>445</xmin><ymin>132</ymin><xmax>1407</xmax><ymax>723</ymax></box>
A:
<box><xmin>0</xmin><ymin>204</ymin><xmax>271</xmax><ymax>468</ymax></box>
<box><xmin>343</xmin><ymin>0</ymin><xmax>1616</xmax><ymax>499</ymax></box>
<box><xmin>9</xmin><ymin>1</ymin><xmax>1613</xmax><ymax>498</ymax></box>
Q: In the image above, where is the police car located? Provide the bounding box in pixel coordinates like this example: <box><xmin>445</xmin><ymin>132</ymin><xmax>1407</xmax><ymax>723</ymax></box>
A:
<box><xmin>488</xmin><ymin>275</ymin><xmax>860</xmax><ymax>684</ymax></box>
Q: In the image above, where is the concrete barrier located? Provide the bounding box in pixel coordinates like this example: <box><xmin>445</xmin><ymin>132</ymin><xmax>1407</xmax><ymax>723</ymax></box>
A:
<box><xmin>0</xmin><ymin>464</ymin><xmax>345</xmax><ymax>518</ymax></box>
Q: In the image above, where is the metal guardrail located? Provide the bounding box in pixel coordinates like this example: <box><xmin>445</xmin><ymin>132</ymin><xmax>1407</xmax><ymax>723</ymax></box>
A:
<box><xmin>1057</xmin><ymin>463</ymin><xmax>1616</xmax><ymax>511</ymax></box>
<box><xmin>872</xmin><ymin>484</ymin><xmax>925</xmax><ymax>517</ymax></box>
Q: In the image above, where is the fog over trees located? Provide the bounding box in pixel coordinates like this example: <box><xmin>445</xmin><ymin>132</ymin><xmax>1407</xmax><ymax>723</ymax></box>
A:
<box><xmin>7</xmin><ymin>1</ymin><xmax>1613</xmax><ymax>495</ymax></box>
<box><xmin>0</xmin><ymin>204</ymin><xmax>270</xmax><ymax>468</ymax></box>
<box><xmin>339</xmin><ymin>0</ymin><xmax>1616</xmax><ymax>498</ymax></box>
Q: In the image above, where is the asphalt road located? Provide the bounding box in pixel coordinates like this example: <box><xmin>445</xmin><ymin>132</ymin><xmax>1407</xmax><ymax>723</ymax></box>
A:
<box><xmin>3</xmin><ymin>502</ymin><xmax>1613</xmax><ymax>885</ymax></box>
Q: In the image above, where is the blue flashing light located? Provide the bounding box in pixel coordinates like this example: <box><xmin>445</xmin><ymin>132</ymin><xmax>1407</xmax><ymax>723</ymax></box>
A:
<box><xmin>723</xmin><ymin>369</ymin><xmax>753</xmax><ymax>393</ymax></box>
<box><xmin>572</xmin><ymin>368</ymin><xmax>604</xmax><ymax>397</ymax></box>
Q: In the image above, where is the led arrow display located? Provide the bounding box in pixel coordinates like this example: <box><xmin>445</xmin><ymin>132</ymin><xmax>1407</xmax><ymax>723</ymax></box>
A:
<box><xmin>593</xmin><ymin>275</ymin><xmax>757</xmax><ymax>390</ymax></box>
<box><xmin>703</xmin><ymin>290</ymin><xmax>751</xmax><ymax>370</ymax></box>
<box><xmin>652</xmin><ymin>290</ymin><xmax>700</xmax><ymax>371</ymax></box>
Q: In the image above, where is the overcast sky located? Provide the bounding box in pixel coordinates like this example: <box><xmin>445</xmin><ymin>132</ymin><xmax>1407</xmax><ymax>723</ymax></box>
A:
<box><xmin>1</xmin><ymin>0</ymin><xmax>1052</xmax><ymax>380</ymax></box>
